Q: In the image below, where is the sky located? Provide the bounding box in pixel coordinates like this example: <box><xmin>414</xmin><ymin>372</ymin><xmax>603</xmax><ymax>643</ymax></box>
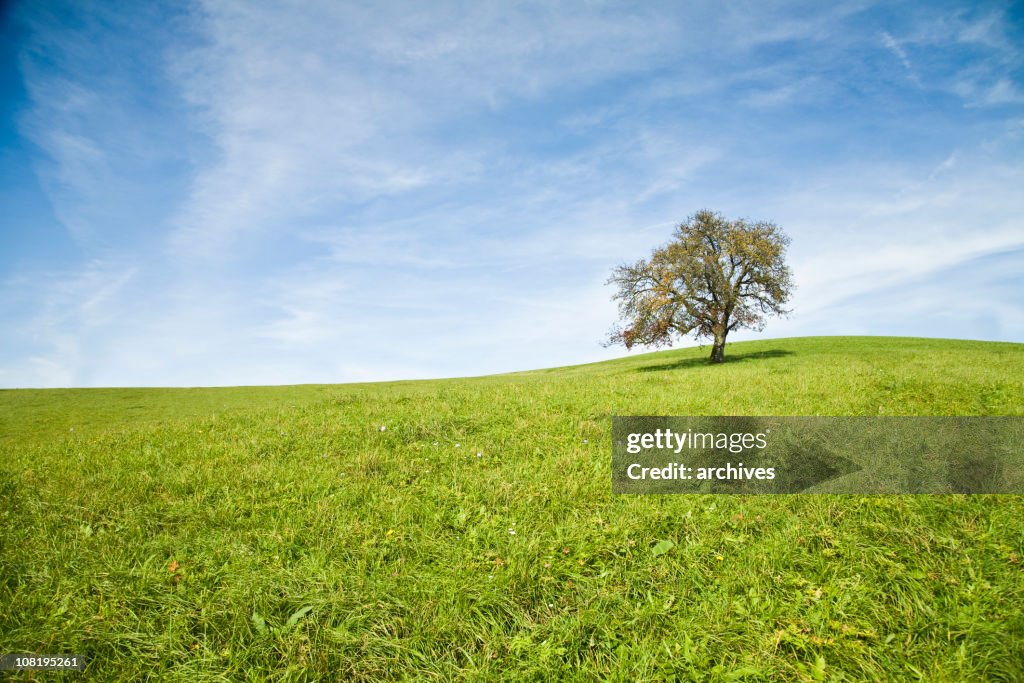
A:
<box><xmin>1</xmin><ymin>0</ymin><xmax>1022</xmax><ymax>388</ymax></box>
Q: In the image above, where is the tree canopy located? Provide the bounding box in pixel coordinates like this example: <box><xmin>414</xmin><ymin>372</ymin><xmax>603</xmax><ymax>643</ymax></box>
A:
<box><xmin>605</xmin><ymin>210</ymin><xmax>794</xmax><ymax>363</ymax></box>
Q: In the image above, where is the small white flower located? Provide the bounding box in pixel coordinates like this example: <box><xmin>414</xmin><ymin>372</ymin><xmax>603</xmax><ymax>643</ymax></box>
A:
<box><xmin>476</xmin><ymin>452</ymin><xmax>482</xmax><ymax>458</ymax></box>
<box><xmin>548</xmin><ymin>603</ymin><xmax>554</xmax><ymax>608</ymax></box>
<box><xmin>432</xmin><ymin>441</ymin><xmax>439</xmax><ymax>446</ymax></box>
<box><xmin>455</xmin><ymin>443</ymin><xmax>461</xmax><ymax>448</ymax></box>
<box><xmin>508</xmin><ymin>528</ymin><xmax>517</xmax><ymax>535</ymax></box>
<box><xmin>583</xmin><ymin>439</ymin><xmax>588</xmax><ymax>444</ymax></box>
<box><xmin>380</xmin><ymin>425</ymin><xmax>386</xmax><ymax>432</ymax></box>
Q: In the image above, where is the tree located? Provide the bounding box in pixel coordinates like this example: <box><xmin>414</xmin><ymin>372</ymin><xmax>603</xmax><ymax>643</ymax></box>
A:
<box><xmin>605</xmin><ymin>210</ymin><xmax>794</xmax><ymax>363</ymax></box>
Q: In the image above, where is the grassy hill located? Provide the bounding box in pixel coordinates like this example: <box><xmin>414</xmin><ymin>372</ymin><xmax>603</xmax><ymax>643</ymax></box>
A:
<box><xmin>1</xmin><ymin>336</ymin><xmax>1023</xmax><ymax>680</ymax></box>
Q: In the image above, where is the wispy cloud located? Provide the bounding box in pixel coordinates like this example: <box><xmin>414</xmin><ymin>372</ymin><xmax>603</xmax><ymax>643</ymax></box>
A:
<box><xmin>954</xmin><ymin>77</ymin><xmax>1024</xmax><ymax>106</ymax></box>
<box><xmin>165</xmin><ymin>0</ymin><xmax>689</xmax><ymax>259</ymax></box>
<box><xmin>1</xmin><ymin>260</ymin><xmax>138</xmax><ymax>387</ymax></box>
<box><xmin>926</xmin><ymin>152</ymin><xmax>957</xmax><ymax>180</ymax></box>
<box><xmin>881</xmin><ymin>31</ymin><xmax>923</xmax><ymax>86</ymax></box>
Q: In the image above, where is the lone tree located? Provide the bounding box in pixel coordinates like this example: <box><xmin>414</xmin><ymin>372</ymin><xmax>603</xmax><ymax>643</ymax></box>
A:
<box><xmin>605</xmin><ymin>210</ymin><xmax>794</xmax><ymax>363</ymax></box>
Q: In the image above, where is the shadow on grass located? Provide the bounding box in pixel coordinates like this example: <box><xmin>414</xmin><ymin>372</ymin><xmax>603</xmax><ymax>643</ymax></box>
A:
<box><xmin>637</xmin><ymin>348</ymin><xmax>794</xmax><ymax>372</ymax></box>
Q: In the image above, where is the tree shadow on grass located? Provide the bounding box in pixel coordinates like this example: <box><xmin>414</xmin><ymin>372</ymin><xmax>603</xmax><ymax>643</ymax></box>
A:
<box><xmin>636</xmin><ymin>348</ymin><xmax>794</xmax><ymax>373</ymax></box>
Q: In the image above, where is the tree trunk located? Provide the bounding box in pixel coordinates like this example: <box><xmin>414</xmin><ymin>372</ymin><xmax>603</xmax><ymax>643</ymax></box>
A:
<box><xmin>710</xmin><ymin>332</ymin><xmax>726</xmax><ymax>363</ymax></box>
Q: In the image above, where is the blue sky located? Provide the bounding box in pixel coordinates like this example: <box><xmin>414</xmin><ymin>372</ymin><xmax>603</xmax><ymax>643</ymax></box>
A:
<box><xmin>1</xmin><ymin>0</ymin><xmax>1022</xmax><ymax>388</ymax></box>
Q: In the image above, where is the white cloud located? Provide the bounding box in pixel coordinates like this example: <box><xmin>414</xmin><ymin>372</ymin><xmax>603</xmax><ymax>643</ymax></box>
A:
<box><xmin>165</xmin><ymin>0</ymin><xmax>692</xmax><ymax>258</ymax></box>
<box><xmin>982</xmin><ymin>79</ymin><xmax>1024</xmax><ymax>105</ymax></box>
<box><xmin>926</xmin><ymin>152</ymin><xmax>957</xmax><ymax>180</ymax></box>
<box><xmin>881</xmin><ymin>31</ymin><xmax>922</xmax><ymax>86</ymax></box>
<box><xmin>0</xmin><ymin>260</ymin><xmax>138</xmax><ymax>387</ymax></box>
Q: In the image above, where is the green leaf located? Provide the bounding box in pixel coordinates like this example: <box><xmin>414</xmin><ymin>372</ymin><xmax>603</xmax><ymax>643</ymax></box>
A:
<box><xmin>251</xmin><ymin>611</ymin><xmax>267</xmax><ymax>635</ymax></box>
<box><xmin>651</xmin><ymin>539</ymin><xmax>675</xmax><ymax>557</ymax></box>
<box><xmin>811</xmin><ymin>654</ymin><xmax>826</xmax><ymax>682</ymax></box>
<box><xmin>285</xmin><ymin>605</ymin><xmax>314</xmax><ymax>629</ymax></box>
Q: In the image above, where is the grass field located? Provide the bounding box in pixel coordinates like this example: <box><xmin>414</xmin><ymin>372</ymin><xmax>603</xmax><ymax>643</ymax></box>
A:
<box><xmin>2</xmin><ymin>336</ymin><xmax>1023</xmax><ymax>681</ymax></box>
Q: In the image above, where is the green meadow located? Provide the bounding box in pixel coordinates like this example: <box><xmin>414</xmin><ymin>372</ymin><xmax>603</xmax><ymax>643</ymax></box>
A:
<box><xmin>1</xmin><ymin>336</ymin><xmax>1023</xmax><ymax>681</ymax></box>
